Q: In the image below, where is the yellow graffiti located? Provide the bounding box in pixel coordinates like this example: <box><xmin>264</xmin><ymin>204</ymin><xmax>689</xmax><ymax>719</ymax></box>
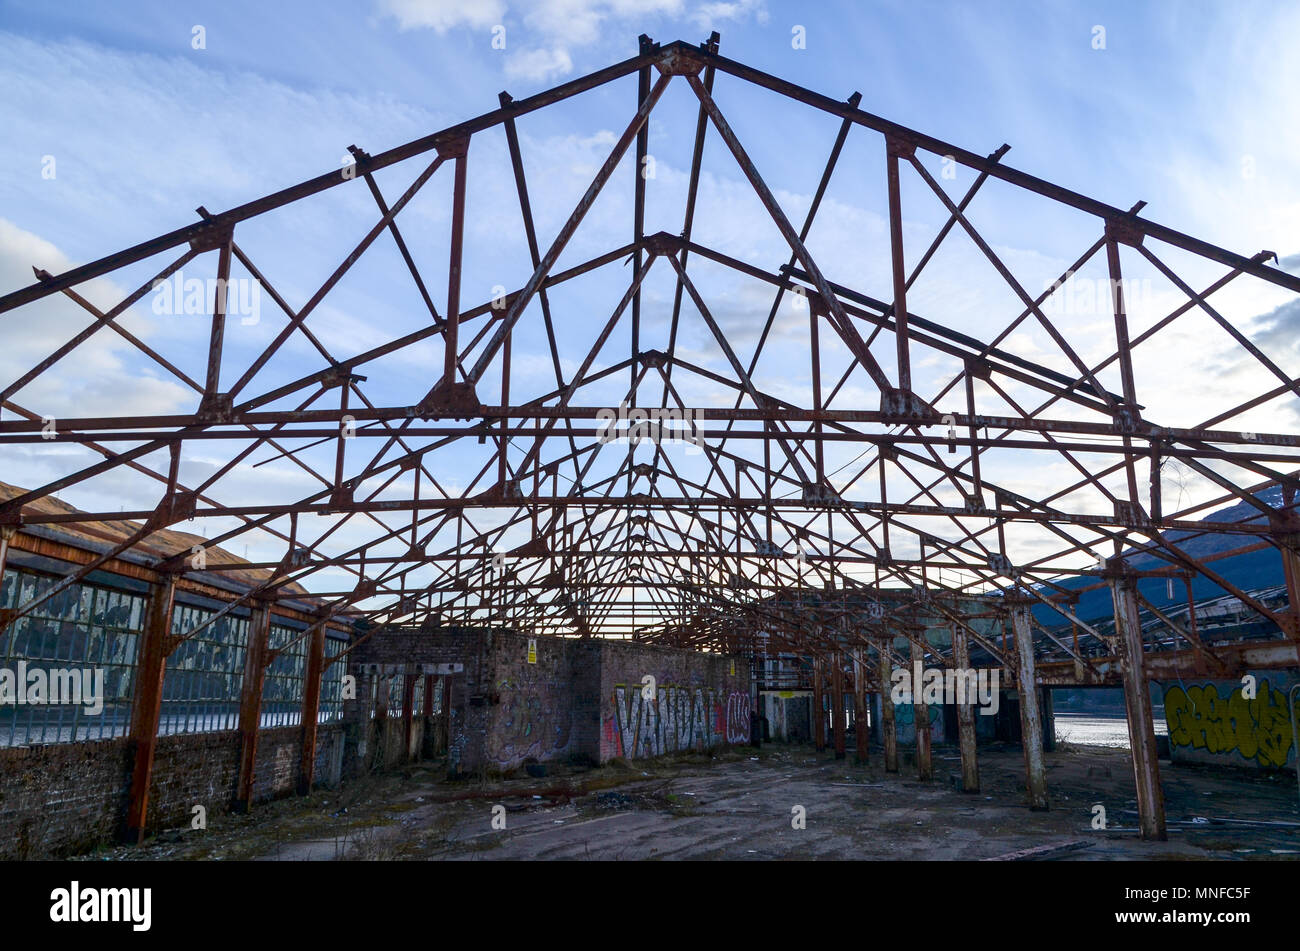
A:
<box><xmin>1163</xmin><ymin>679</ymin><xmax>1294</xmax><ymax>768</ymax></box>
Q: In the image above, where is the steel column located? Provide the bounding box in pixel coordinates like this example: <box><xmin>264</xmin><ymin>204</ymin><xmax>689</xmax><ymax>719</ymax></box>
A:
<box><xmin>812</xmin><ymin>654</ymin><xmax>825</xmax><ymax>752</ymax></box>
<box><xmin>233</xmin><ymin>600</ymin><xmax>272</xmax><ymax>813</ymax></box>
<box><xmin>879</xmin><ymin>651</ymin><xmax>898</xmax><ymax>773</ymax></box>
<box><xmin>124</xmin><ymin>573</ymin><xmax>177</xmax><ymax>843</ymax></box>
<box><xmin>1109</xmin><ymin>562</ymin><xmax>1168</xmax><ymax>840</ymax></box>
<box><xmin>952</xmin><ymin>621</ymin><xmax>980</xmax><ymax>793</ymax></box>
<box><xmin>1011</xmin><ymin>602</ymin><xmax>1049</xmax><ymax>810</ymax></box>
<box><xmin>852</xmin><ymin>648</ymin><xmax>869</xmax><ymax>764</ymax></box>
<box><xmin>911</xmin><ymin>634</ymin><xmax>932</xmax><ymax>780</ymax></box>
<box><xmin>831</xmin><ymin>651</ymin><xmax>846</xmax><ymax>760</ymax></box>
<box><xmin>297</xmin><ymin>621</ymin><xmax>326</xmax><ymax>795</ymax></box>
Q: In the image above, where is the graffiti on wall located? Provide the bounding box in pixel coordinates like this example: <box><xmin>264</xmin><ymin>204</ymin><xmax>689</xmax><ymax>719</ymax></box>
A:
<box><xmin>1163</xmin><ymin>679</ymin><xmax>1294</xmax><ymax>768</ymax></box>
<box><xmin>602</xmin><ymin>685</ymin><xmax>750</xmax><ymax>759</ymax></box>
<box><xmin>893</xmin><ymin>701</ymin><xmax>944</xmax><ymax>743</ymax></box>
<box><xmin>490</xmin><ymin>671</ymin><xmax>573</xmax><ymax>766</ymax></box>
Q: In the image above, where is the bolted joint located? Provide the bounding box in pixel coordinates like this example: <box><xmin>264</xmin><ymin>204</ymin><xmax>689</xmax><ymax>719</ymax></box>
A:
<box><xmin>1111</xmin><ymin>403</ymin><xmax>1144</xmax><ymax>434</ymax></box>
<box><xmin>1105</xmin><ymin>215</ymin><xmax>1146</xmax><ymax>249</ymax></box>
<box><xmin>1103</xmin><ymin>555</ymin><xmax>1136</xmax><ymax>581</ymax></box>
<box><xmin>885</xmin><ymin>135</ymin><xmax>917</xmax><ymax>160</ymax></box>
<box><xmin>654</xmin><ymin>44</ymin><xmax>704</xmax><ymax>77</ymax></box>
<box><xmin>642</xmin><ymin>230</ymin><xmax>685</xmax><ymax>256</ymax></box>
<box><xmin>1267</xmin><ymin>510</ymin><xmax>1300</xmax><ymax>549</ymax></box>
<box><xmin>417</xmin><ymin>379</ymin><xmax>481</xmax><ymax>419</ymax></box>
<box><xmin>322</xmin><ymin>364</ymin><xmax>366</xmax><ymax>389</ymax></box>
<box><xmin>880</xmin><ymin>387</ymin><xmax>934</xmax><ymax>419</ymax></box>
<box><xmin>197</xmin><ymin>392</ymin><xmax>234</xmax><ymax>424</ymax></box>
<box><xmin>435</xmin><ymin>132</ymin><xmax>470</xmax><ymax>161</ymax></box>
<box><xmin>188</xmin><ymin>221</ymin><xmax>234</xmax><ymax>254</ymax></box>
<box><xmin>638</xmin><ymin>348</ymin><xmax>669</xmax><ymax>369</ymax></box>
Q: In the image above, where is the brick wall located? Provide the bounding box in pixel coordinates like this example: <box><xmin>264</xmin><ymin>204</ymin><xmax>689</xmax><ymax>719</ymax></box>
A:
<box><xmin>594</xmin><ymin>639</ymin><xmax>750</xmax><ymax>761</ymax></box>
<box><xmin>0</xmin><ymin>722</ymin><xmax>344</xmax><ymax>859</ymax></box>
<box><xmin>0</xmin><ymin>736</ymin><xmax>130</xmax><ymax>859</ymax></box>
<box><xmin>353</xmin><ymin>627</ymin><xmax>751</xmax><ymax>775</ymax></box>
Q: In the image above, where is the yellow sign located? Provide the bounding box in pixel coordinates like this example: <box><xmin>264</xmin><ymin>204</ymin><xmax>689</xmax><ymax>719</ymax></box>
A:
<box><xmin>729</xmin><ymin>659</ymin><xmax>736</xmax><ymax>676</ymax></box>
<box><xmin>527</xmin><ymin>638</ymin><xmax>537</xmax><ymax>664</ymax></box>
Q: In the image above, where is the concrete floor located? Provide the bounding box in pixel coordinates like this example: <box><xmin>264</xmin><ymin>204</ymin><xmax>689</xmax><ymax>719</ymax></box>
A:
<box><xmin>83</xmin><ymin>742</ymin><xmax>1300</xmax><ymax>861</ymax></box>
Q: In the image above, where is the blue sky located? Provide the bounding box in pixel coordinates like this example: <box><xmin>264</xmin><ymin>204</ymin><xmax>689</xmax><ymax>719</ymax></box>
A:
<box><xmin>1</xmin><ymin>0</ymin><xmax>1298</xmax><ymax>600</ymax></box>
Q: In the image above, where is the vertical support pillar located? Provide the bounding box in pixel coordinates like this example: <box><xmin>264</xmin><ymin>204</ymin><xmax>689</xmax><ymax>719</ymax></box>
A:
<box><xmin>124</xmin><ymin>573</ymin><xmax>177</xmax><ymax>843</ymax></box>
<box><xmin>910</xmin><ymin>635</ymin><xmax>932</xmax><ymax>780</ymax></box>
<box><xmin>234</xmin><ymin>600</ymin><xmax>271</xmax><ymax>813</ymax></box>
<box><xmin>441</xmin><ymin>675</ymin><xmax>453</xmax><ymax>753</ymax></box>
<box><xmin>1109</xmin><ymin>562</ymin><xmax>1167</xmax><ymax>840</ymax></box>
<box><xmin>879</xmin><ymin>651</ymin><xmax>898</xmax><ymax>773</ymax></box>
<box><xmin>402</xmin><ymin>666</ymin><xmax>416</xmax><ymax>760</ymax></box>
<box><xmin>1010</xmin><ymin>602</ymin><xmax>1049</xmax><ymax>810</ymax></box>
<box><xmin>852</xmin><ymin>649</ymin><xmax>870</xmax><ymax>765</ymax></box>
<box><xmin>442</xmin><ymin>139</ymin><xmax>469</xmax><ymax>386</ymax></box>
<box><xmin>203</xmin><ymin>233</ymin><xmax>232</xmax><ymax>400</ymax></box>
<box><xmin>885</xmin><ymin>138</ymin><xmax>913</xmax><ymax>393</ymax></box>
<box><xmin>952</xmin><ymin>622</ymin><xmax>980</xmax><ymax>793</ymax></box>
<box><xmin>811</xmin><ymin>655</ymin><xmax>825</xmax><ymax>752</ymax></box>
<box><xmin>0</xmin><ymin>525</ymin><xmax>15</xmax><ymax>584</ymax></box>
<box><xmin>297</xmin><ymin>621</ymin><xmax>326</xmax><ymax>795</ymax></box>
<box><xmin>831</xmin><ymin>652</ymin><xmax>846</xmax><ymax>760</ymax></box>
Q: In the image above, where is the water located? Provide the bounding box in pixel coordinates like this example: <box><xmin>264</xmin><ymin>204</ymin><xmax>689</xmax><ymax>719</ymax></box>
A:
<box><xmin>1054</xmin><ymin>711</ymin><xmax>1167</xmax><ymax>749</ymax></box>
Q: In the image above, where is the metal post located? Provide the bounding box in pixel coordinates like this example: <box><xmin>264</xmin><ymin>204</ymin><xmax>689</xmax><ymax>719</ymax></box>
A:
<box><xmin>852</xmin><ymin>648</ymin><xmax>869</xmax><ymax>765</ymax></box>
<box><xmin>1010</xmin><ymin>602</ymin><xmax>1049</xmax><ymax>810</ymax></box>
<box><xmin>297</xmin><ymin>622</ymin><xmax>326</xmax><ymax>795</ymax></box>
<box><xmin>1109</xmin><ymin>562</ymin><xmax>1167</xmax><ymax>840</ymax></box>
<box><xmin>442</xmin><ymin>140</ymin><xmax>468</xmax><ymax>386</ymax></box>
<box><xmin>952</xmin><ymin>622</ymin><xmax>980</xmax><ymax>793</ymax></box>
<box><xmin>0</xmin><ymin>525</ymin><xmax>14</xmax><ymax>582</ymax></box>
<box><xmin>124</xmin><ymin>573</ymin><xmax>176</xmax><ymax>843</ymax></box>
<box><xmin>831</xmin><ymin>651</ymin><xmax>846</xmax><ymax>760</ymax></box>
<box><xmin>402</xmin><ymin>666</ymin><xmax>416</xmax><ymax>760</ymax></box>
<box><xmin>441</xmin><ymin>675</ymin><xmax>453</xmax><ymax>755</ymax></box>
<box><xmin>885</xmin><ymin>139</ymin><xmax>912</xmax><ymax>392</ymax></box>
<box><xmin>911</xmin><ymin>634</ymin><xmax>932</xmax><ymax>780</ymax></box>
<box><xmin>879</xmin><ymin>650</ymin><xmax>898</xmax><ymax>773</ymax></box>
<box><xmin>812</xmin><ymin>654</ymin><xmax>825</xmax><ymax>752</ymax></box>
<box><xmin>234</xmin><ymin>600</ymin><xmax>271</xmax><ymax>813</ymax></box>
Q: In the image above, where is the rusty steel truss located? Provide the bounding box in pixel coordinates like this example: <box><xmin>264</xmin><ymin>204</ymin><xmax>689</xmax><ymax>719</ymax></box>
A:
<box><xmin>3</xmin><ymin>35</ymin><xmax>1300</xmax><ymax>839</ymax></box>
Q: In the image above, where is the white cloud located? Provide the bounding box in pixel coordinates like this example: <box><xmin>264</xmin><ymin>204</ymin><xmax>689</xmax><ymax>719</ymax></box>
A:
<box><xmin>505</xmin><ymin>46</ymin><xmax>574</xmax><ymax>83</ymax></box>
<box><xmin>0</xmin><ymin>218</ymin><xmax>192</xmax><ymax>420</ymax></box>
<box><xmin>376</xmin><ymin>0</ymin><xmax>507</xmax><ymax>33</ymax></box>
<box><xmin>375</xmin><ymin>0</ymin><xmax>768</xmax><ymax>82</ymax></box>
